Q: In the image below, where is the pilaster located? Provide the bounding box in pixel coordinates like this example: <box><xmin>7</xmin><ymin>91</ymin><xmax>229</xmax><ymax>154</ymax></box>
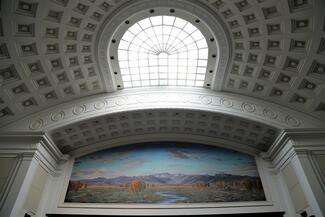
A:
<box><xmin>263</xmin><ymin>129</ymin><xmax>325</xmax><ymax>217</ymax></box>
<box><xmin>0</xmin><ymin>132</ymin><xmax>67</xmax><ymax>217</ymax></box>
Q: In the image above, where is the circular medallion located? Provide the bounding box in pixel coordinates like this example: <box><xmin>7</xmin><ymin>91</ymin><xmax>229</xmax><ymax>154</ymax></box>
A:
<box><xmin>51</xmin><ymin>111</ymin><xmax>65</xmax><ymax>122</ymax></box>
<box><xmin>72</xmin><ymin>105</ymin><xmax>86</xmax><ymax>115</ymax></box>
<box><xmin>286</xmin><ymin>115</ymin><xmax>301</xmax><ymax>127</ymax></box>
<box><xmin>263</xmin><ymin>108</ymin><xmax>278</xmax><ymax>119</ymax></box>
<box><xmin>29</xmin><ymin>118</ymin><xmax>44</xmax><ymax>130</ymax></box>
<box><xmin>115</xmin><ymin>97</ymin><xmax>127</xmax><ymax>106</ymax></box>
<box><xmin>242</xmin><ymin>102</ymin><xmax>256</xmax><ymax>113</ymax></box>
<box><xmin>200</xmin><ymin>96</ymin><xmax>212</xmax><ymax>105</ymax></box>
<box><xmin>94</xmin><ymin>100</ymin><xmax>106</xmax><ymax>110</ymax></box>
<box><xmin>221</xmin><ymin>98</ymin><xmax>233</xmax><ymax>108</ymax></box>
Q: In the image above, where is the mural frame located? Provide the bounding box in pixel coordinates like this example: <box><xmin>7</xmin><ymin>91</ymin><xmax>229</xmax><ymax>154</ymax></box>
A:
<box><xmin>57</xmin><ymin>140</ymin><xmax>274</xmax><ymax>209</ymax></box>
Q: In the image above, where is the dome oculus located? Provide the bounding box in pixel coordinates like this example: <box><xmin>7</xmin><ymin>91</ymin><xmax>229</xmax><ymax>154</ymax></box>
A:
<box><xmin>117</xmin><ymin>16</ymin><xmax>209</xmax><ymax>88</ymax></box>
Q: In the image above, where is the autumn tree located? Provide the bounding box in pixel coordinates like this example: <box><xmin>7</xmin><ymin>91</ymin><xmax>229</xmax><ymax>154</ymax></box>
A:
<box><xmin>130</xmin><ymin>179</ymin><xmax>146</xmax><ymax>192</ymax></box>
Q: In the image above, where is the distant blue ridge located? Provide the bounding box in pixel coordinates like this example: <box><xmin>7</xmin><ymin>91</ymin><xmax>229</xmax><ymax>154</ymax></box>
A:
<box><xmin>77</xmin><ymin>172</ymin><xmax>259</xmax><ymax>185</ymax></box>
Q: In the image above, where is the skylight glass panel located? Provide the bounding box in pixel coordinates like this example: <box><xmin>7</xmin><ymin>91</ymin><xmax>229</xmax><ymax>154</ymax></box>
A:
<box><xmin>118</xmin><ymin>16</ymin><xmax>209</xmax><ymax>88</ymax></box>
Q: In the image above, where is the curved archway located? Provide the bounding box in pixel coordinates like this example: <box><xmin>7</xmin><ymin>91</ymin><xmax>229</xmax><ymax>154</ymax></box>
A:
<box><xmin>98</xmin><ymin>0</ymin><xmax>230</xmax><ymax>91</ymax></box>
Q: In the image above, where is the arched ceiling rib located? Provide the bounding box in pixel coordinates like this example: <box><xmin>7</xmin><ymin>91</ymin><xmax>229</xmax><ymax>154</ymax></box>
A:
<box><xmin>0</xmin><ymin>0</ymin><xmax>324</xmax><ymax>130</ymax></box>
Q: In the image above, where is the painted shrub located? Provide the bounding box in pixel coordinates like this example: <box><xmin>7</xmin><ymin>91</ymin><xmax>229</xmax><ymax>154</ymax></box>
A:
<box><xmin>65</xmin><ymin>142</ymin><xmax>266</xmax><ymax>204</ymax></box>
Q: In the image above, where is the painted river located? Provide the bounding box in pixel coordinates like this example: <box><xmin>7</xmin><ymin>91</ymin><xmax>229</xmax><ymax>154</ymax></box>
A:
<box><xmin>155</xmin><ymin>192</ymin><xmax>188</xmax><ymax>204</ymax></box>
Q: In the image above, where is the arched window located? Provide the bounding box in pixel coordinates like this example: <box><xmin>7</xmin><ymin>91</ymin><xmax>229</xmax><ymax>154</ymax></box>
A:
<box><xmin>117</xmin><ymin>16</ymin><xmax>208</xmax><ymax>88</ymax></box>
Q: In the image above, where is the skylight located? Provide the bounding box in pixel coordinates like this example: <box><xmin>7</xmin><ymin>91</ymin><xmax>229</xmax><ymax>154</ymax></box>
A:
<box><xmin>117</xmin><ymin>16</ymin><xmax>208</xmax><ymax>88</ymax></box>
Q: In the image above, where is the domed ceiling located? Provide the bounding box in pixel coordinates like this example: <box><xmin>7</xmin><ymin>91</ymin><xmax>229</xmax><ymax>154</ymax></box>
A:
<box><xmin>0</xmin><ymin>0</ymin><xmax>324</xmax><ymax>154</ymax></box>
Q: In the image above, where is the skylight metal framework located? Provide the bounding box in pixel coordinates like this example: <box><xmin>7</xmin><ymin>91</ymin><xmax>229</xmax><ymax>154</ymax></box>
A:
<box><xmin>118</xmin><ymin>16</ymin><xmax>208</xmax><ymax>88</ymax></box>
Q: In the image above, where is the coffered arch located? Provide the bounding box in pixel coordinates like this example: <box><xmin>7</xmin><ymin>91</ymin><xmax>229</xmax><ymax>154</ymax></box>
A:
<box><xmin>2</xmin><ymin>87</ymin><xmax>324</xmax><ymax>155</ymax></box>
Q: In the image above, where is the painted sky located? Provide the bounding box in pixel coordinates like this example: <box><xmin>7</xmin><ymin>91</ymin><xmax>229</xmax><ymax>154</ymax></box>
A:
<box><xmin>71</xmin><ymin>142</ymin><xmax>259</xmax><ymax>180</ymax></box>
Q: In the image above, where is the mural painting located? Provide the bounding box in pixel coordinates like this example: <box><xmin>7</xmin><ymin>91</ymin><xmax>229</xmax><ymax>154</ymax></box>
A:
<box><xmin>65</xmin><ymin>142</ymin><xmax>266</xmax><ymax>204</ymax></box>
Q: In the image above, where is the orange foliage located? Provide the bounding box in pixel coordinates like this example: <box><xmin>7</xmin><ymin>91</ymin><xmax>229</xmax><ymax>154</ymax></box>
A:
<box><xmin>193</xmin><ymin>182</ymin><xmax>209</xmax><ymax>189</ymax></box>
<box><xmin>131</xmin><ymin>179</ymin><xmax>142</xmax><ymax>192</ymax></box>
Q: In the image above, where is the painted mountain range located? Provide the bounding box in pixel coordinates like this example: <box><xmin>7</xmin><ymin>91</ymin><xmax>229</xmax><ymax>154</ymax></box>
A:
<box><xmin>78</xmin><ymin>172</ymin><xmax>260</xmax><ymax>185</ymax></box>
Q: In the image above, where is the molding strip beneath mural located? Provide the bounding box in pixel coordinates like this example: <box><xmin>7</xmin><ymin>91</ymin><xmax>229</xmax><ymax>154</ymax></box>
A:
<box><xmin>1</xmin><ymin>88</ymin><xmax>324</xmax><ymax>131</ymax></box>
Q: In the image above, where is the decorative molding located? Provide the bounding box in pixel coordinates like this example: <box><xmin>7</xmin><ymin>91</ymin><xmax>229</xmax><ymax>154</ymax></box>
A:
<box><xmin>1</xmin><ymin>88</ymin><xmax>324</xmax><ymax>132</ymax></box>
<box><xmin>29</xmin><ymin>119</ymin><xmax>44</xmax><ymax>130</ymax></box>
<box><xmin>265</xmin><ymin>128</ymin><xmax>325</xmax><ymax>161</ymax></box>
<box><xmin>261</xmin><ymin>128</ymin><xmax>325</xmax><ymax>170</ymax></box>
<box><xmin>263</xmin><ymin>109</ymin><xmax>278</xmax><ymax>120</ymax></box>
<box><xmin>242</xmin><ymin>102</ymin><xmax>256</xmax><ymax>113</ymax></box>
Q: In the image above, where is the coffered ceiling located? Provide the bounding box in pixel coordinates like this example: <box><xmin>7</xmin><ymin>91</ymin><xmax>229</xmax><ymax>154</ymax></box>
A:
<box><xmin>218</xmin><ymin>0</ymin><xmax>325</xmax><ymax>122</ymax></box>
<box><xmin>50</xmin><ymin>109</ymin><xmax>280</xmax><ymax>154</ymax></box>
<box><xmin>0</xmin><ymin>0</ymin><xmax>324</xmax><ymax>154</ymax></box>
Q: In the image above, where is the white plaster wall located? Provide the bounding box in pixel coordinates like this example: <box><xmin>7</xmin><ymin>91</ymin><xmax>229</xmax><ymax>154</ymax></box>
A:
<box><xmin>10</xmin><ymin>158</ymin><xmax>46</xmax><ymax>217</ymax></box>
<box><xmin>23</xmin><ymin>164</ymin><xmax>48</xmax><ymax>215</ymax></box>
<box><xmin>295</xmin><ymin>154</ymin><xmax>325</xmax><ymax>217</ymax></box>
<box><xmin>282</xmin><ymin>161</ymin><xmax>309</xmax><ymax>214</ymax></box>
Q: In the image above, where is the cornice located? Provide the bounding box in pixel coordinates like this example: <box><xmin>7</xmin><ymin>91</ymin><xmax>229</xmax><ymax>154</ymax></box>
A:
<box><xmin>263</xmin><ymin>128</ymin><xmax>325</xmax><ymax>162</ymax></box>
<box><xmin>0</xmin><ymin>131</ymin><xmax>68</xmax><ymax>164</ymax></box>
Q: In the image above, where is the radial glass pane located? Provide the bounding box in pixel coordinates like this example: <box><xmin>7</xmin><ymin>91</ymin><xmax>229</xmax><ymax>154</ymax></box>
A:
<box><xmin>118</xmin><ymin>16</ymin><xmax>209</xmax><ymax>88</ymax></box>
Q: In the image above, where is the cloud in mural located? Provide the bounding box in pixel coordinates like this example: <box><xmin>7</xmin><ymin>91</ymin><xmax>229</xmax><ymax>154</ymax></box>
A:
<box><xmin>71</xmin><ymin>142</ymin><xmax>259</xmax><ymax>179</ymax></box>
<box><xmin>166</xmin><ymin>148</ymin><xmax>192</xmax><ymax>159</ymax></box>
<box><xmin>83</xmin><ymin>150</ymin><xmax>130</xmax><ymax>164</ymax></box>
<box><xmin>72</xmin><ymin>158</ymin><xmax>146</xmax><ymax>180</ymax></box>
<box><xmin>72</xmin><ymin>170</ymin><xmax>108</xmax><ymax>180</ymax></box>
